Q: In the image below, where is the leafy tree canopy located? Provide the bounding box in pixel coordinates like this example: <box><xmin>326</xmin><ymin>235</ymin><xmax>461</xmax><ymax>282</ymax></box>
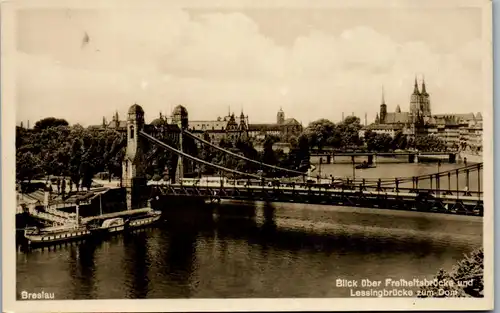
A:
<box><xmin>33</xmin><ymin>117</ymin><xmax>69</xmax><ymax>131</ymax></box>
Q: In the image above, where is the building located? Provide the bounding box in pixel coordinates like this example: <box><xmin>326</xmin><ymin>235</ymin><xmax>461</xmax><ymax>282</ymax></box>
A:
<box><xmin>457</xmin><ymin>112</ymin><xmax>483</xmax><ymax>154</ymax></box>
<box><xmin>358</xmin><ymin>123</ymin><xmax>405</xmax><ymax>139</ymax></box>
<box><xmin>186</xmin><ymin>107</ymin><xmax>302</xmax><ymax>144</ymax></box>
<box><xmin>423</xmin><ymin>113</ymin><xmax>483</xmax><ymax>151</ymax></box>
<box><xmin>188</xmin><ymin>111</ymin><xmax>250</xmax><ymax>143</ymax></box>
<box><xmin>375</xmin><ymin>77</ymin><xmax>431</xmax><ymax>128</ymax></box>
<box><xmin>359</xmin><ymin>77</ymin><xmax>483</xmax><ymax>153</ymax></box>
<box><xmin>360</xmin><ymin>78</ymin><xmax>430</xmax><ymax>139</ymax></box>
<box><xmin>97</xmin><ymin>106</ymin><xmax>303</xmax><ymax>146</ymax></box>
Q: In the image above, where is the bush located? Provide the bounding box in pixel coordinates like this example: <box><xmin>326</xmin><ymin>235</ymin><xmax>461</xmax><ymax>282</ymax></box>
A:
<box><xmin>419</xmin><ymin>248</ymin><xmax>483</xmax><ymax>298</ymax></box>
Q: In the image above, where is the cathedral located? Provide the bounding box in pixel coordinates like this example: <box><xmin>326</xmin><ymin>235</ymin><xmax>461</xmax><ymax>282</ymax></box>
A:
<box><xmin>375</xmin><ymin>77</ymin><xmax>431</xmax><ymax>126</ymax></box>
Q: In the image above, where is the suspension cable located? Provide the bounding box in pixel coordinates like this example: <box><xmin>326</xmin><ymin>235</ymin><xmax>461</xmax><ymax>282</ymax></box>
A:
<box><xmin>183</xmin><ymin>130</ymin><xmax>306</xmax><ymax>176</ymax></box>
<box><xmin>139</xmin><ymin>131</ymin><xmax>262</xmax><ymax>179</ymax></box>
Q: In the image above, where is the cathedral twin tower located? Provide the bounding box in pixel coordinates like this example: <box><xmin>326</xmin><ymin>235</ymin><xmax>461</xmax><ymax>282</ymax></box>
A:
<box><xmin>377</xmin><ymin>76</ymin><xmax>431</xmax><ymax>125</ymax></box>
<box><xmin>410</xmin><ymin>76</ymin><xmax>431</xmax><ymax>117</ymax></box>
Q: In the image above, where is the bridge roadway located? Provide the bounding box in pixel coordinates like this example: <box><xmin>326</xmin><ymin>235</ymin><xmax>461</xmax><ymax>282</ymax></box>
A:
<box><xmin>151</xmin><ymin>181</ymin><xmax>483</xmax><ymax>216</ymax></box>
<box><xmin>309</xmin><ymin>150</ymin><xmax>458</xmax><ymax>156</ymax></box>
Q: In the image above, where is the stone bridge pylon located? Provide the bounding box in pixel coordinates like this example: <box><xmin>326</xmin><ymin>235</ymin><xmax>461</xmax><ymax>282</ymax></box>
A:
<box><xmin>122</xmin><ymin>103</ymin><xmax>148</xmax><ymax>210</ymax></box>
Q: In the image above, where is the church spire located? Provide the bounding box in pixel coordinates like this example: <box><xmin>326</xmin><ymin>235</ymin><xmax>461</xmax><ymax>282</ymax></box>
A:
<box><xmin>421</xmin><ymin>76</ymin><xmax>428</xmax><ymax>95</ymax></box>
<box><xmin>381</xmin><ymin>86</ymin><xmax>386</xmax><ymax>104</ymax></box>
<box><xmin>413</xmin><ymin>76</ymin><xmax>420</xmax><ymax>94</ymax></box>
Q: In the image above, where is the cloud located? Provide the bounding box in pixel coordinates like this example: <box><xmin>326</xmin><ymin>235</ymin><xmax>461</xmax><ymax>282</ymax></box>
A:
<box><xmin>14</xmin><ymin>9</ymin><xmax>485</xmax><ymax>126</ymax></box>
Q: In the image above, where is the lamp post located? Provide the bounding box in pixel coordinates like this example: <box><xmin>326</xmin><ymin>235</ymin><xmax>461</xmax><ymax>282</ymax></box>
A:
<box><xmin>437</xmin><ymin>160</ymin><xmax>441</xmax><ymax>195</ymax></box>
<box><xmin>351</xmin><ymin>156</ymin><xmax>356</xmax><ymax>180</ymax></box>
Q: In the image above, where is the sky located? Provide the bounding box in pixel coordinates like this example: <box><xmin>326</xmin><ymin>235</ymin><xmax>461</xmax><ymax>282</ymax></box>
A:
<box><xmin>13</xmin><ymin>5</ymin><xmax>485</xmax><ymax>126</ymax></box>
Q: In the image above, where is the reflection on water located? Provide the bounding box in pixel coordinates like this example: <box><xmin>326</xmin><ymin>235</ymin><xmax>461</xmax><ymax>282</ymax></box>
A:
<box><xmin>16</xmin><ymin>199</ymin><xmax>482</xmax><ymax>299</ymax></box>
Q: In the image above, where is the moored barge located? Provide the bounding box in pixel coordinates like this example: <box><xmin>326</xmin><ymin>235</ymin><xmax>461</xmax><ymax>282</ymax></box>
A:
<box><xmin>98</xmin><ymin>209</ymin><xmax>162</xmax><ymax>234</ymax></box>
<box><xmin>24</xmin><ymin>225</ymin><xmax>92</xmax><ymax>246</ymax></box>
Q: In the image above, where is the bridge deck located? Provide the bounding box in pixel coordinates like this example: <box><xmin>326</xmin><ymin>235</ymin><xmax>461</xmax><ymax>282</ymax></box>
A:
<box><xmin>152</xmin><ymin>182</ymin><xmax>483</xmax><ymax>216</ymax></box>
<box><xmin>164</xmin><ymin>183</ymin><xmax>481</xmax><ymax>203</ymax></box>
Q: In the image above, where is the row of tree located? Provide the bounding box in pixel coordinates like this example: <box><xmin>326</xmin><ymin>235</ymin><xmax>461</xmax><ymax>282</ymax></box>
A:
<box><xmin>296</xmin><ymin>117</ymin><xmax>447</xmax><ymax>152</ymax></box>
<box><xmin>16</xmin><ymin>117</ymin><xmax>311</xmax><ymax>184</ymax></box>
<box><xmin>17</xmin><ymin>122</ymin><xmax>125</xmax><ymax>188</ymax></box>
<box><xmin>364</xmin><ymin>130</ymin><xmax>446</xmax><ymax>152</ymax></box>
<box><xmin>297</xmin><ymin>116</ymin><xmax>363</xmax><ymax>151</ymax></box>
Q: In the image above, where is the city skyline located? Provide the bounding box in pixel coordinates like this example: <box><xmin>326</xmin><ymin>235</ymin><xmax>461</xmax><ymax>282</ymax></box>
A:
<box><xmin>14</xmin><ymin>5</ymin><xmax>486</xmax><ymax>126</ymax></box>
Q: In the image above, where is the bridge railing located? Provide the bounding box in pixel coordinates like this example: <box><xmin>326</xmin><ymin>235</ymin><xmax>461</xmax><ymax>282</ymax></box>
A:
<box><xmin>158</xmin><ymin>185</ymin><xmax>483</xmax><ymax>213</ymax></box>
<box><xmin>300</xmin><ymin>162</ymin><xmax>482</xmax><ymax>191</ymax></box>
<box><xmin>309</xmin><ymin>149</ymin><xmax>459</xmax><ymax>155</ymax></box>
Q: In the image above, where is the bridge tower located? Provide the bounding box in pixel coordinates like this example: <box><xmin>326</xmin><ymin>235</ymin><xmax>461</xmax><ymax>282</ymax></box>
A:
<box><xmin>123</xmin><ymin>103</ymin><xmax>147</xmax><ymax>210</ymax></box>
<box><xmin>172</xmin><ymin>105</ymin><xmax>189</xmax><ymax>183</ymax></box>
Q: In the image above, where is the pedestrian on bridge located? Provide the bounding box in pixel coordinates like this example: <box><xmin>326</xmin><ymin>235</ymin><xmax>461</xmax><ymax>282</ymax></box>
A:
<box><xmin>463</xmin><ymin>186</ymin><xmax>472</xmax><ymax>196</ymax></box>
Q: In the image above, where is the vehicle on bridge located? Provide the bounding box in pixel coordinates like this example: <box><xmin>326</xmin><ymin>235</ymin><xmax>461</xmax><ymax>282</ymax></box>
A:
<box><xmin>355</xmin><ymin>161</ymin><xmax>376</xmax><ymax>169</ymax></box>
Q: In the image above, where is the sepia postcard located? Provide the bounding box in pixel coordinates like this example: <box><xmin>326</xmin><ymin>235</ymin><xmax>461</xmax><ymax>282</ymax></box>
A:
<box><xmin>1</xmin><ymin>0</ymin><xmax>494</xmax><ymax>311</ymax></box>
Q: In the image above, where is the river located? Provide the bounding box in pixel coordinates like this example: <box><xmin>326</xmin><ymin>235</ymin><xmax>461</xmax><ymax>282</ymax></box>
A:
<box><xmin>16</xmin><ymin>162</ymin><xmax>483</xmax><ymax>299</ymax></box>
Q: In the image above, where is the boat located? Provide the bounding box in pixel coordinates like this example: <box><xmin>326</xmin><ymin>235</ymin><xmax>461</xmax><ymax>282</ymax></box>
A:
<box><xmin>24</xmin><ymin>224</ymin><xmax>92</xmax><ymax>246</ymax></box>
<box><xmin>24</xmin><ymin>196</ymin><xmax>92</xmax><ymax>246</ymax></box>
<box><xmin>97</xmin><ymin>208</ymin><xmax>162</xmax><ymax>234</ymax></box>
<box><xmin>126</xmin><ymin>209</ymin><xmax>162</xmax><ymax>230</ymax></box>
<box><xmin>355</xmin><ymin>161</ymin><xmax>376</xmax><ymax>169</ymax></box>
<box><xmin>100</xmin><ymin>217</ymin><xmax>126</xmax><ymax>233</ymax></box>
<box><xmin>94</xmin><ymin>194</ymin><xmax>127</xmax><ymax>233</ymax></box>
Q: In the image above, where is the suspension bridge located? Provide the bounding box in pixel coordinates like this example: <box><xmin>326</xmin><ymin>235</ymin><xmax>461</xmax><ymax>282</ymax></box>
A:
<box><xmin>121</xmin><ymin>104</ymin><xmax>483</xmax><ymax>217</ymax></box>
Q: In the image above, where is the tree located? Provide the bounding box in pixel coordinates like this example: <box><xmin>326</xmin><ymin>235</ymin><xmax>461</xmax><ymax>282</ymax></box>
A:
<box><xmin>16</xmin><ymin>120</ymin><xmax>130</xmax><ymax>188</ymax></box>
<box><xmin>365</xmin><ymin>132</ymin><xmax>392</xmax><ymax>152</ymax></box>
<box><xmin>338</xmin><ymin>116</ymin><xmax>363</xmax><ymax>147</ymax></box>
<box><xmin>16</xmin><ymin>151</ymin><xmax>42</xmax><ymax>182</ymax></box>
<box><xmin>419</xmin><ymin>248</ymin><xmax>483</xmax><ymax>298</ymax></box>
<box><xmin>235</xmin><ymin>137</ymin><xmax>259</xmax><ymax>172</ymax></box>
<box><xmin>303</xmin><ymin>119</ymin><xmax>337</xmax><ymax>150</ymax></box>
<box><xmin>415</xmin><ymin>135</ymin><xmax>445</xmax><ymax>152</ymax></box>
<box><xmin>104</xmin><ymin>136</ymin><xmax>125</xmax><ymax>181</ymax></box>
<box><xmin>33</xmin><ymin>117</ymin><xmax>69</xmax><ymax>131</ymax></box>
<box><xmin>391</xmin><ymin>130</ymin><xmax>408</xmax><ymax>150</ymax></box>
<box><xmin>259</xmin><ymin>135</ymin><xmax>279</xmax><ymax>176</ymax></box>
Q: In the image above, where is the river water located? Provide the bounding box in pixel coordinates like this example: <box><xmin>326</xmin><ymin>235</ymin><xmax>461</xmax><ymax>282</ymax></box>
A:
<box><xmin>16</xmin><ymin>162</ymin><xmax>483</xmax><ymax>299</ymax></box>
